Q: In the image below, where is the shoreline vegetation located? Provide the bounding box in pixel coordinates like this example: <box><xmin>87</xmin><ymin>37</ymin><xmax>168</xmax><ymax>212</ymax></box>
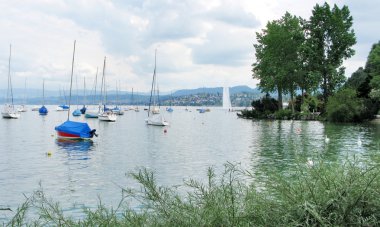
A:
<box><xmin>4</xmin><ymin>159</ymin><xmax>380</xmax><ymax>226</ymax></box>
<box><xmin>250</xmin><ymin>1</ymin><xmax>380</xmax><ymax>123</ymax></box>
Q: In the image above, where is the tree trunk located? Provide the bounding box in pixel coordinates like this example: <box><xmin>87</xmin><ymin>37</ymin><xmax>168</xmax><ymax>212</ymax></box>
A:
<box><xmin>323</xmin><ymin>72</ymin><xmax>328</xmax><ymax>112</ymax></box>
<box><xmin>278</xmin><ymin>86</ymin><xmax>283</xmax><ymax>110</ymax></box>
<box><xmin>291</xmin><ymin>91</ymin><xmax>295</xmax><ymax>113</ymax></box>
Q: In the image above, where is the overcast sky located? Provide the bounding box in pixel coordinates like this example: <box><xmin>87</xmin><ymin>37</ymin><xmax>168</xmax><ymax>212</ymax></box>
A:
<box><xmin>0</xmin><ymin>0</ymin><xmax>379</xmax><ymax>92</ymax></box>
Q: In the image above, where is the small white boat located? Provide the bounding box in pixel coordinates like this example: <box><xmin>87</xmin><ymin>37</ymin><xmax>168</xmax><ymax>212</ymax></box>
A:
<box><xmin>2</xmin><ymin>45</ymin><xmax>20</xmax><ymax>119</ymax></box>
<box><xmin>98</xmin><ymin>111</ymin><xmax>117</xmax><ymax>122</ymax></box>
<box><xmin>2</xmin><ymin>104</ymin><xmax>20</xmax><ymax>119</ymax></box>
<box><xmin>31</xmin><ymin>106</ymin><xmax>39</xmax><ymax>111</ymax></box>
<box><xmin>17</xmin><ymin>105</ymin><xmax>27</xmax><ymax>112</ymax></box>
<box><xmin>145</xmin><ymin>114</ymin><xmax>169</xmax><ymax>126</ymax></box>
<box><xmin>145</xmin><ymin>50</ymin><xmax>169</xmax><ymax>126</ymax></box>
<box><xmin>151</xmin><ymin>106</ymin><xmax>160</xmax><ymax>114</ymax></box>
<box><xmin>98</xmin><ymin>57</ymin><xmax>117</xmax><ymax>122</ymax></box>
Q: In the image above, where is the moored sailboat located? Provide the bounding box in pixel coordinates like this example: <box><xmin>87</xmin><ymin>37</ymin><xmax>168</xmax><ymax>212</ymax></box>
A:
<box><xmin>17</xmin><ymin>78</ymin><xmax>28</xmax><ymax>112</ymax></box>
<box><xmin>98</xmin><ymin>57</ymin><xmax>117</xmax><ymax>122</ymax></box>
<box><xmin>85</xmin><ymin>67</ymin><xmax>99</xmax><ymax>118</ymax></box>
<box><xmin>38</xmin><ymin>80</ymin><xmax>48</xmax><ymax>115</ymax></box>
<box><xmin>145</xmin><ymin>49</ymin><xmax>168</xmax><ymax>126</ymax></box>
<box><xmin>55</xmin><ymin>40</ymin><xmax>97</xmax><ymax>140</ymax></box>
<box><xmin>2</xmin><ymin>44</ymin><xmax>20</xmax><ymax>119</ymax></box>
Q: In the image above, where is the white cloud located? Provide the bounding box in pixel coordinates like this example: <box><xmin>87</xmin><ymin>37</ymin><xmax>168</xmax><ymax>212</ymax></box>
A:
<box><xmin>0</xmin><ymin>0</ymin><xmax>378</xmax><ymax>93</ymax></box>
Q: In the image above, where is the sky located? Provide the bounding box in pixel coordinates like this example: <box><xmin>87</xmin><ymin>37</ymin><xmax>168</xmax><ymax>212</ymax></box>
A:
<box><xmin>0</xmin><ymin>0</ymin><xmax>379</xmax><ymax>93</ymax></box>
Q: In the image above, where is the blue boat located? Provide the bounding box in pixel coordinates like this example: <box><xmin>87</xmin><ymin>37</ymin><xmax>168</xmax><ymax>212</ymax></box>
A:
<box><xmin>72</xmin><ymin>109</ymin><xmax>82</xmax><ymax>116</ymax></box>
<box><xmin>55</xmin><ymin>41</ymin><xmax>97</xmax><ymax>140</ymax></box>
<box><xmin>39</xmin><ymin>80</ymin><xmax>48</xmax><ymax>115</ymax></box>
<box><xmin>39</xmin><ymin>105</ymin><xmax>48</xmax><ymax>115</ymax></box>
<box><xmin>166</xmin><ymin>107</ymin><xmax>173</xmax><ymax>112</ymax></box>
<box><xmin>55</xmin><ymin>120</ymin><xmax>97</xmax><ymax>139</ymax></box>
<box><xmin>198</xmin><ymin>108</ymin><xmax>206</xmax><ymax>113</ymax></box>
<box><xmin>80</xmin><ymin>105</ymin><xmax>86</xmax><ymax>114</ymax></box>
<box><xmin>59</xmin><ymin>104</ymin><xmax>69</xmax><ymax>110</ymax></box>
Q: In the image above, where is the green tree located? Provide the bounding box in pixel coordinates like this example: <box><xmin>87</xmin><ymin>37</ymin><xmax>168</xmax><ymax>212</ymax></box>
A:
<box><xmin>253</xmin><ymin>12</ymin><xmax>304</xmax><ymax>110</ymax></box>
<box><xmin>345</xmin><ymin>67</ymin><xmax>370</xmax><ymax>98</ymax></box>
<box><xmin>368</xmin><ymin>42</ymin><xmax>380</xmax><ymax>99</ymax></box>
<box><xmin>304</xmin><ymin>2</ymin><xmax>356</xmax><ymax>110</ymax></box>
<box><xmin>326</xmin><ymin>88</ymin><xmax>362</xmax><ymax>122</ymax></box>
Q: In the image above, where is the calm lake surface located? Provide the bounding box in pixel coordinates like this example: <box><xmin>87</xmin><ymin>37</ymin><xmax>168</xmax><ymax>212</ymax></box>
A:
<box><xmin>2</xmin><ymin>105</ymin><xmax>380</xmax><ymax>221</ymax></box>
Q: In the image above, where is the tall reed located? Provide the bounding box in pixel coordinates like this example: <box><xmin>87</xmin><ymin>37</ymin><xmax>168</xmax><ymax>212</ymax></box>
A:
<box><xmin>4</xmin><ymin>159</ymin><xmax>380</xmax><ymax>226</ymax></box>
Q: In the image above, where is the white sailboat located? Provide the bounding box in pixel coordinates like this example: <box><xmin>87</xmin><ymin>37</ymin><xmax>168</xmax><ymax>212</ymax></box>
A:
<box><xmin>2</xmin><ymin>44</ymin><xmax>20</xmax><ymax>119</ymax></box>
<box><xmin>17</xmin><ymin>78</ymin><xmax>28</xmax><ymax>112</ymax></box>
<box><xmin>85</xmin><ymin>67</ymin><xmax>100</xmax><ymax>118</ymax></box>
<box><xmin>132</xmin><ymin>88</ymin><xmax>139</xmax><ymax>112</ymax></box>
<box><xmin>98</xmin><ymin>57</ymin><xmax>117</xmax><ymax>122</ymax></box>
<box><xmin>145</xmin><ymin>49</ymin><xmax>168</xmax><ymax>126</ymax></box>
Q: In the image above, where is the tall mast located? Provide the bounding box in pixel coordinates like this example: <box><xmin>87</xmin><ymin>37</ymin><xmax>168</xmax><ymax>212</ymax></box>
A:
<box><xmin>148</xmin><ymin>49</ymin><xmax>157</xmax><ymax>117</ymax></box>
<box><xmin>67</xmin><ymin>40</ymin><xmax>76</xmax><ymax>121</ymax></box>
<box><xmin>99</xmin><ymin>57</ymin><xmax>106</xmax><ymax>113</ymax></box>
<box><xmin>8</xmin><ymin>44</ymin><xmax>13</xmax><ymax>106</ymax></box>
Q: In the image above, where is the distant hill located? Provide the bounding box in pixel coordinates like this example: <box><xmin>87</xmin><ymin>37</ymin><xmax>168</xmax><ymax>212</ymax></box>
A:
<box><xmin>172</xmin><ymin>85</ymin><xmax>260</xmax><ymax>96</ymax></box>
<box><xmin>0</xmin><ymin>85</ymin><xmax>262</xmax><ymax>105</ymax></box>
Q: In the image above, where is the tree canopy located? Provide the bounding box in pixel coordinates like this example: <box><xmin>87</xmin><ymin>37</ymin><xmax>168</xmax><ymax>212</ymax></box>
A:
<box><xmin>252</xmin><ymin>2</ymin><xmax>356</xmax><ymax>112</ymax></box>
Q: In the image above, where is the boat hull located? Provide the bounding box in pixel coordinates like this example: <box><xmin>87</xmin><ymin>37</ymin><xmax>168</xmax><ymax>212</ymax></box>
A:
<box><xmin>98</xmin><ymin>112</ymin><xmax>117</xmax><ymax>122</ymax></box>
<box><xmin>145</xmin><ymin>114</ymin><xmax>169</xmax><ymax>126</ymax></box>
<box><xmin>2</xmin><ymin>105</ymin><xmax>21</xmax><ymax>119</ymax></box>
<box><xmin>55</xmin><ymin>120</ymin><xmax>96</xmax><ymax>140</ymax></box>
<box><xmin>2</xmin><ymin>112</ymin><xmax>20</xmax><ymax>119</ymax></box>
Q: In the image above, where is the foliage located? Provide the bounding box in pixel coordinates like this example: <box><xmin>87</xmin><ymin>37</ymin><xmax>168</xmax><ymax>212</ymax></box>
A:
<box><xmin>274</xmin><ymin>109</ymin><xmax>293</xmax><ymax>119</ymax></box>
<box><xmin>345</xmin><ymin>67</ymin><xmax>371</xmax><ymax>98</ymax></box>
<box><xmin>368</xmin><ymin>42</ymin><xmax>380</xmax><ymax>99</ymax></box>
<box><xmin>326</xmin><ymin>88</ymin><xmax>363</xmax><ymax>122</ymax></box>
<box><xmin>251</xmin><ymin>93</ymin><xmax>278</xmax><ymax>113</ymax></box>
<box><xmin>253</xmin><ymin>12</ymin><xmax>304</xmax><ymax>109</ymax></box>
<box><xmin>8</xmin><ymin>159</ymin><xmax>380</xmax><ymax>226</ymax></box>
<box><xmin>304</xmin><ymin>2</ymin><xmax>356</xmax><ymax>109</ymax></box>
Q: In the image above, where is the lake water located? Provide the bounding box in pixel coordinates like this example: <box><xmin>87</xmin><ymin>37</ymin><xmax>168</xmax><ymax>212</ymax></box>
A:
<box><xmin>1</xmin><ymin>105</ymin><xmax>380</xmax><ymax>221</ymax></box>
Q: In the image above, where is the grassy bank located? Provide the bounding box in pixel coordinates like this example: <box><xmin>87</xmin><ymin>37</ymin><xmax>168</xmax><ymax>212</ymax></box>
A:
<box><xmin>5</xmin><ymin>159</ymin><xmax>380</xmax><ymax>226</ymax></box>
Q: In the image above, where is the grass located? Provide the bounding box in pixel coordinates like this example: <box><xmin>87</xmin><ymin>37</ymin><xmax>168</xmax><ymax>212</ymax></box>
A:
<box><xmin>4</xmin><ymin>159</ymin><xmax>380</xmax><ymax>226</ymax></box>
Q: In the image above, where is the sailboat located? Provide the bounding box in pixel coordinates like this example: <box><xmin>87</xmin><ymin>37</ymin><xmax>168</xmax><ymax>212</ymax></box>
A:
<box><xmin>112</xmin><ymin>81</ymin><xmax>124</xmax><ymax>115</ymax></box>
<box><xmin>56</xmin><ymin>88</ymin><xmax>69</xmax><ymax>111</ymax></box>
<box><xmin>132</xmin><ymin>88</ymin><xmax>139</xmax><ymax>112</ymax></box>
<box><xmin>38</xmin><ymin>80</ymin><xmax>48</xmax><ymax>115</ymax></box>
<box><xmin>145</xmin><ymin>49</ymin><xmax>169</xmax><ymax>126</ymax></box>
<box><xmin>222</xmin><ymin>86</ymin><xmax>232</xmax><ymax>111</ymax></box>
<box><xmin>2</xmin><ymin>44</ymin><xmax>20</xmax><ymax>119</ymax></box>
<box><xmin>80</xmin><ymin>77</ymin><xmax>87</xmax><ymax>114</ymax></box>
<box><xmin>85</xmin><ymin>67</ymin><xmax>99</xmax><ymax>118</ymax></box>
<box><xmin>55</xmin><ymin>40</ymin><xmax>97</xmax><ymax>140</ymax></box>
<box><xmin>17</xmin><ymin>78</ymin><xmax>28</xmax><ymax>112</ymax></box>
<box><xmin>98</xmin><ymin>57</ymin><xmax>117</xmax><ymax>122</ymax></box>
<box><xmin>72</xmin><ymin>73</ymin><xmax>82</xmax><ymax>117</ymax></box>
<box><xmin>166</xmin><ymin>92</ymin><xmax>174</xmax><ymax>112</ymax></box>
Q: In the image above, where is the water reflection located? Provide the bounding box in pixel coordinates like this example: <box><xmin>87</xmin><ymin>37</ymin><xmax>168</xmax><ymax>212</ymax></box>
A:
<box><xmin>55</xmin><ymin>139</ymin><xmax>94</xmax><ymax>161</ymax></box>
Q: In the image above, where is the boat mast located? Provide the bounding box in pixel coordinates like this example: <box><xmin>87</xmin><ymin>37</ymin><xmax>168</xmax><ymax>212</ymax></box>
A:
<box><xmin>8</xmin><ymin>44</ymin><xmax>14</xmax><ymax>107</ymax></box>
<box><xmin>99</xmin><ymin>57</ymin><xmax>106</xmax><ymax>113</ymax></box>
<box><xmin>42</xmin><ymin>79</ymin><xmax>45</xmax><ymax>106</ymax></box>
<box><xmin>93</xmin><ymin>67</ymin><xmax>98</xmax><ymax>105</ymax></box>
<box><xmin>67</xmin><ymin>40</ymin><xmax>76</xmax><ymax>121</ymax></box>
<box><xmin>83</xmin><ymin>76</ymin><xmax>86</xmax><ymax>106</ymax></box>
<box><xmin>148</xmin><ymin>49</ymin><xmax>157</xmax><ymax>117</ymax></box>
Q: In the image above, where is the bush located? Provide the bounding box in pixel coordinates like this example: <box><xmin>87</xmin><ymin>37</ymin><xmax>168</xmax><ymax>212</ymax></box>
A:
<box><xmin>274</xmin><ymin>109</ymin><xmax>293</xmax><ymax>119</ymax></box>
<box><xmin>251</xmin><ymin>93</ymin><xmax>278</xmax><ymax>113</ymax></box>
<box><xmin>8</xmin><ymin>159</ymin><xmax>380</xmax><ymax>226</ymax></box>
<box><xmin>326</xmin><ymin>88</ymin><xmax>363</xmax><ymax>122</ymax></box>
